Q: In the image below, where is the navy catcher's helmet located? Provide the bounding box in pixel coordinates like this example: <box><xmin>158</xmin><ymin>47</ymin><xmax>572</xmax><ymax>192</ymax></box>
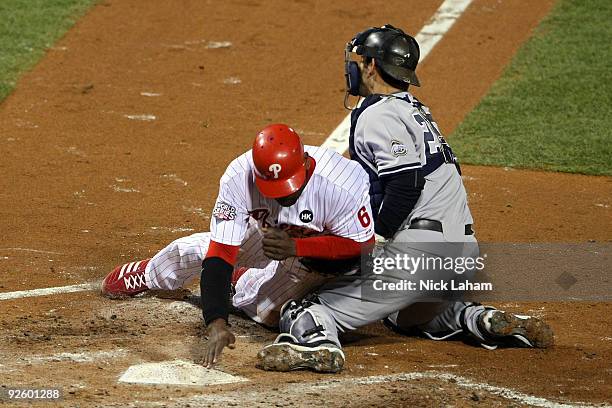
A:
<box><xmin>345</xmin><ymin>24</ymin><xmax>421</xmax><ymax>96</ymax></box>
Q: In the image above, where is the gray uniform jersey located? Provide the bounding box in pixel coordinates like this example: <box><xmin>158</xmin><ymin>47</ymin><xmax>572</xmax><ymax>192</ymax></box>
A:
<box><xmin>350</xmin><ymin>91</ymin><xmax>473</xmax><ymax>239</ymax></box>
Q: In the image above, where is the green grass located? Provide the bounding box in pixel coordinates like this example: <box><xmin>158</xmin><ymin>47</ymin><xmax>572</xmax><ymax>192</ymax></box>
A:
<box><xmin>0</xmin><ymin>0</ymin><xmax>96</xmax><ymax>102</ymax></box>
<box><xmin>450</xmin><ymin>0</ymin><xmax>612</xmax><ymax>176</ymax></box>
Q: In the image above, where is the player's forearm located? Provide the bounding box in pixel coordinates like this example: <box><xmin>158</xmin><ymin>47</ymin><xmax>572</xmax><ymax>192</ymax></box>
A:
<box><xmin>376</xmin><ymin>169</ymin><xmax>425</xmax><ymax>238</ymax></box>
<box><xmin>200</xmin><ymin>241</ymin><xmax>240</xmax><ymax>325</ymax></box>
<box><xmin>200</xmin><ymin>257</ymin><xmax>233</xmax><ymax>324</ymax></box>
<box><xmin>294</xmin><ymin>235</ymin><xmax>374</xmax><ymax>259</ymax></box>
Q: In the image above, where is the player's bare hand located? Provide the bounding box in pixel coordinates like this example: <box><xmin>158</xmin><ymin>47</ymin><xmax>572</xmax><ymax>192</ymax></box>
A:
<box><xmin>262</xmin><ymin>228</ymin><xmax>296</xmax><ymax>260</ymax></box>
<box><xmin>204</xmin><ymin>319</ymin><xmax>236</xmax><ymax>368</ymax></box>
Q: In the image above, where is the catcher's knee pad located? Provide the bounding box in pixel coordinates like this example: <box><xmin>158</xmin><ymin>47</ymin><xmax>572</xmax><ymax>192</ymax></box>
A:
<box><xmin>279</xmin><ymin>298</ymin><xmax>339</xmax><ymax>347</ymax></box>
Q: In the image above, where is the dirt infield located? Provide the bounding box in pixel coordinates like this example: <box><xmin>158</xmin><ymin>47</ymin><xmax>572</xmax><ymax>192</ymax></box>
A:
<box><xmin>1</xmin><ymin>0</ymin><xmax>610</xmax><ymax>406</ymax></box>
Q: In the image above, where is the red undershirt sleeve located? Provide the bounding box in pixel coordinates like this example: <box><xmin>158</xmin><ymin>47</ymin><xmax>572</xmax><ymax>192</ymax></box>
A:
<box><xmin>294</xmin><ymin>235</ymin><xmax>375</xmax><ymax>259</ymax></box>
<box><xmin>205</xmin><ymin>240</ymin><xmax>239</xmax><ymax>265</ymax></box>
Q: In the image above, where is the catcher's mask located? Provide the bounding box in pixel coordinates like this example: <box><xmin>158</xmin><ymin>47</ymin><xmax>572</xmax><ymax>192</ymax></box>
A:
<box><xmin>344</xmin><ymin>24</ymin><xmax>421</xmax><ymax>109</ymax></box>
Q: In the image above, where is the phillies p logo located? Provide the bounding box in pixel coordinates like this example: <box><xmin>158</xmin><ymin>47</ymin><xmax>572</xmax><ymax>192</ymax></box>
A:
<box><xmin>269</xmin><ymin>163</ymin><xmax>282</xmax><ymax>179</ymax></box>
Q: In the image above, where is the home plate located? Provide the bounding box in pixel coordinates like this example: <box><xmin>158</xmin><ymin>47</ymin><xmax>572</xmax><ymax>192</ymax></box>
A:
<box><xmin>118</xmin><ymin>360</ymin><xmax>248</xmax><ymax>386</ymax></box>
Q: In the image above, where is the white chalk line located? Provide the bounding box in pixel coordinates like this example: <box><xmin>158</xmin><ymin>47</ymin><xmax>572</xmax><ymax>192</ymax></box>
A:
<box><xmin>321</xmin><ymin>0</ymin><xmax>474</xmax><ymax>154</ymax></box>
<box><xmin>18</xmin><ymin>349</ymin><xmax>128</xmax><ymax>364</ymax></box>
<box><xmin>171</xmin><ymin>370</ymin><xmax>606</xmax><ymax>408</ymax></box>
<box><xmin>0</xmin><ymin>247</ymin><xmax>63</xmax><ymax>255</ymax></box>
<box><xmin>348</xmin><ymin>372</ymin><xmax>607</xmax><ymax>408</ymax></box>
<box><xmin>0</xmin><ymin>283</ymin><xmax>96</xmax><ymax>301</ymax></box>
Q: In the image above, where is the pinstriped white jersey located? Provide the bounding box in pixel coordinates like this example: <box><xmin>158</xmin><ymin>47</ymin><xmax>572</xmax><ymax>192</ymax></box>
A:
<box><xmin>210</xmin><ymin>145</ymin><xmax>374</xmax><ymax>246</ymax></box>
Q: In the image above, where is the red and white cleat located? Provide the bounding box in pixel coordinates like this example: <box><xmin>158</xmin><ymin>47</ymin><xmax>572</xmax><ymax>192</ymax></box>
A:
<box><xmin>101</xmin><ymin>259</ymin><xmax>150</xmax><ymax>298</ymax></box>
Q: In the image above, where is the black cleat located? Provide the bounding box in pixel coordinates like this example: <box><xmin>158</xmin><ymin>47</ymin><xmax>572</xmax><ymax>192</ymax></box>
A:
<box><xmin>479</xmin><ymin>310</ymin><xmax>554</xmax><ymax>349</ymax></box>
<box><xmin>256</xmin><ymin>334</ymin><xmax>345</xmax><ymax>373</ymax></box>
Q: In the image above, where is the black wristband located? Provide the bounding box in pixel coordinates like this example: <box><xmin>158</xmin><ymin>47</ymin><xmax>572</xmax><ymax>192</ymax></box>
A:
<box><xmin>200</xmin><ymin>257</ymin><xmax>233</xmax><ymax>325</ymax></box>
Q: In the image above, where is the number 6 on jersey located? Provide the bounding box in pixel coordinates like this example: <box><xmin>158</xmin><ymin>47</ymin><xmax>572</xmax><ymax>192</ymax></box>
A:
<box><xmin>358</xmin><ymin>206</ymin><xmax>371</xmax><ymax>228</ymax></box>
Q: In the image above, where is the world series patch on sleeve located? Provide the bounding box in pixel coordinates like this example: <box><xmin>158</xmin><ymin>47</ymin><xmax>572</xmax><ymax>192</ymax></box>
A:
<box><xmin>212</xmin><ymin>202</ymin><xmax>237</xmax><ymax>220</ymax></box>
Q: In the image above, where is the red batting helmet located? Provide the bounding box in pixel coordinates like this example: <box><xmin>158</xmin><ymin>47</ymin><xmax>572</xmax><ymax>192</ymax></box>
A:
<box><xmin>252</xmin><ymin>124</ymin><xmax>307</xmax><ymax>198</ymax></box>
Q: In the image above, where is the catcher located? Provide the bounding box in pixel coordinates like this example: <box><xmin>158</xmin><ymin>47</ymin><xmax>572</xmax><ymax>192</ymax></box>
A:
<box><xmin>255</xmin><ymin>25</ymin><xmax>555</xmax><ymax>373</ymax></box>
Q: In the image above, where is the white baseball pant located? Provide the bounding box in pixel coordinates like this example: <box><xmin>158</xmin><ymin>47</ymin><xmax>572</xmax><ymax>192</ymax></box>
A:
<box><xmin>143</xmin><ymin>225</ymin><xmax>332</xmax><ymax>326</ymax></box>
